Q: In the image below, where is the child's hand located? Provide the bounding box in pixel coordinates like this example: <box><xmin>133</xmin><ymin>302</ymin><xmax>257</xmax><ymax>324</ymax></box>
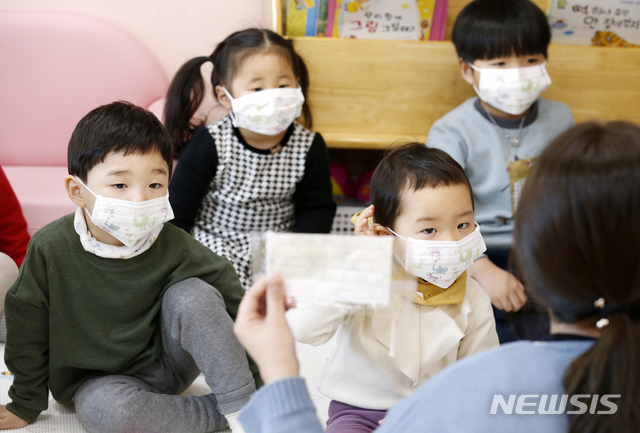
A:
<box><xmin>473</xmin><ymin>257</ymin><xmax>527</xmax><ymax>312</ymax></box>
<box><xmin>234</xmin><ymin>276</ymin><xmax>300</xmax><ymax>385</ymax></box>
<box><xmin>0</xmin><ymin>405</ymin><xmax>28</xmax><ymax>429</ymax></box>
<box><xmin>354</xmin><ymin>205</ymin><xmax>377</xmax><ymax>236</ymax></box>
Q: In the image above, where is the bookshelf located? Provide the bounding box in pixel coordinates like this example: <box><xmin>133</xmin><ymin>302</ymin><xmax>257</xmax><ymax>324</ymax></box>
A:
<box><xmin>266</xmin><ymin>0</ymin><xmax>640</xmax><ymax>150</ymax></box>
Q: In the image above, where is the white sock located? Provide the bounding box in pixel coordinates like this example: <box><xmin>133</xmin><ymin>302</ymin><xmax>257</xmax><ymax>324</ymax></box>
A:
<box><xmin>224</xmin><ymin>410</ymin><xmax>245</xmax><ymax>433</ymax></box>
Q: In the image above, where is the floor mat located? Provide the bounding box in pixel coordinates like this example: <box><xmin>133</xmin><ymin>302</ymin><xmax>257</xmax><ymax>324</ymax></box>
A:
<box><xmin>0</xmin><ymin>338</ymin><xmax>335</xmax><ymax>432</ymax></box>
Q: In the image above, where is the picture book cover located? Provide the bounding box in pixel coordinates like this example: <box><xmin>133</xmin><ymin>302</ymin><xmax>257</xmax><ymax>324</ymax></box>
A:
<box><xmin>548</xmin><ymin>0</ymin><xmax>640</xmax><ymax>46</ymax></box>
<box><xmin>286</xmin><ymin>0</ymin><xmax>320</xmax><ymax>37</ymax></box>
<box><xmin>429</xmin><ymin>0</ymin><xmax>448</xmax><ymax>40</ymax></box>
<box><xmin>335</xmin><ymin>0</ymin><xmax>440</xmax><ymax>40</ymax></box>
<box><xmin>317</xmin><ymin>0</ymin><xmax>331</xmax><ymax>36</ymax></box>
<box><xmin>328</xmin><ymin>0</ymin><xmax>344</xmax><ymax>37</ymax></box>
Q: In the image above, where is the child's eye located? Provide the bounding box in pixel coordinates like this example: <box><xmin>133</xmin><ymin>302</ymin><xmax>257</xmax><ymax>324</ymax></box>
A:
<box><xmin>528</xmin><ymin>58</ymin><xmax>541</xmax><ymax>64</ymax></box>
<box><xmin>457</xmin><ymin>223</ymin><xmax>470</xmax><ymax>230</ymax></box>
<box><xmin>112</xmin><ymin>184</ymin><xmax>126</xmax><ymax>189</ymax></box>
<box><xmin>491</xmin><ymin>62</ymin><xmax>506</xmax><ymax>67</ymax></box>
<box><xmin>149</xmin><ymin>183</ymin><xmax>163</xmax><ymax>189</ymax></box>
<box><xmin>278</xmin><ymin>84</ymin><xmax>287</xmax><ymax>88</ymax></box>
<box><xmin>422</xmin><ymin>228</ymin><xmax>437</xmax><ymax>235</ymax></box>
<box><xmin>253</xmin><ymin>87</ymin><xmax>263</xmax><ymax>92</ymax></box>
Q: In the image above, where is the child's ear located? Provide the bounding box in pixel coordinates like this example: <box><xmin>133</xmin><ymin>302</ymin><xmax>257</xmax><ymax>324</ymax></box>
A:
<box><xmin>373</xmin><ymin>225</ymin><xmax>394</xmax><ymax>236</ymax></box>
<box><xmin>458</xmin><ymin>58</ymin><xmax>476</xmax><ymax>86</ymax></box>
<box><xmin>65</xmin><ymin>175</ymin><xmax>86</xmax><ymax>208</ymax></box>
<box><xmin>214</xmin><ymin>85</ymin><xmax>232</xmax><ymax>110</ymax></box>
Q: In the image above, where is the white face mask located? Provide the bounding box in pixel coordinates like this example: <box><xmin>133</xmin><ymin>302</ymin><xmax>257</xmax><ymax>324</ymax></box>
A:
<box><xmin>222</xmin><ymin>86</ymin><xmax>305</xmax><ymax>136</ymax></box>
<box><xmin>389</xmin><ymin>223</ymin><xmax>487</xmax><ymax>289</ymax></box>
<box><xmin>76</xmin><ymin>177</ymin><xmax>174</xmax><ymax>247</ymax></box>
<box><xmin>470</xmin><ymin>62</ymin><xmax>552</xmax><ymax>115</ymax></box>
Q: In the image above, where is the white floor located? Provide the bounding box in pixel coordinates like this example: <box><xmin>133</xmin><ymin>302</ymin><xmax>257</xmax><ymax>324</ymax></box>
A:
<box><xmin>0</xmin><ymin>337</ymin><xmax>336</xmax><ymax>432</ymax></box>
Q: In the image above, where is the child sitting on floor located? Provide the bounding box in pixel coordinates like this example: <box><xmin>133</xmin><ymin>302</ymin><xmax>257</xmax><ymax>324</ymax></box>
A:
<box><xmin>0</xmin><ymin>102</ymin><xmax>258</xmax><ymax>433</ymax></box>
<box><xmin>286</xmin><ymin>143</ymin><xmax>499</xmax><ymax>433</ymax></box>
<box><xmin>165</xmin><ymin>28</ymin><xmax>335</xmax><ymax>290</ymax></box>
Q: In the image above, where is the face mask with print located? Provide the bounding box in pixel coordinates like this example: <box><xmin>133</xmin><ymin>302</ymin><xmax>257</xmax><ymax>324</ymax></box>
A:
<box><xmin>470</xmin><ymin>62</ymin><xmax>552</xmax><ymax>115</ymax></box>
<box><xmin>222</xmin><ymin>86</ymin><xmax>305</xmax><ymax>136</ymax></box>
<box><xmin>389</xmin><ymin>223</ymin><xmax>487</xmax><ymax>289</ymax></box>
<box><xmin>76</xmin><ymin>177</ymin><xmax>174</xmax><ymax>247</ymax></box>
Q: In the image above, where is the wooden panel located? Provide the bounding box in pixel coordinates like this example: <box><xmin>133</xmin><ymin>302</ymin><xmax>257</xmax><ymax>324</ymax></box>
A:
<box><xmin>445</xmin><ymin>0</ymin><xmax>549</xmax><ymax>40</ymax></box>
<box><xmin>293</xmin><ymin>37</ymin><xmax>640</xmax><ymax>149</ymax></box>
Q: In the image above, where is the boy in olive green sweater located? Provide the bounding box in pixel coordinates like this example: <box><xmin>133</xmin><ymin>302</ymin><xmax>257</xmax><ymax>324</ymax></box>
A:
<box><xmin>0</xmin><ymin>102</ymin><xmax>259</xmax><ymax>433</ymax></box>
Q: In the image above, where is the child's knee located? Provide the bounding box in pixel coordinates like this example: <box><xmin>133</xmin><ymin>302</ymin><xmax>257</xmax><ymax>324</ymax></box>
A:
<box><xmin>163</xmin><ymin>278</ymin><xmax>224</xmax><ymax>313</ymax></box>
<box><xmin>0</xmin><ymin>252</ymin><xmax>19</xmax><ymax>313</ymax></box>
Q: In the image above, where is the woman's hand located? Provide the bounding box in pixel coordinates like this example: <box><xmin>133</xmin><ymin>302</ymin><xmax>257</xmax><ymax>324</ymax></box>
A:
<box><xmin>234</xmin><ymin>276</ymin><xmax>300</xmax><ymax>384</ymax></box>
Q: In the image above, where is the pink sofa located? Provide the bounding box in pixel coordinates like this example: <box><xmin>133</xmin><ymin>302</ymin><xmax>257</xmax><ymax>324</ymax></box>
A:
<box><xmin>0</xmin><ymin>10</ymin><xmax>168</xmax><ymax>234</ymax></box>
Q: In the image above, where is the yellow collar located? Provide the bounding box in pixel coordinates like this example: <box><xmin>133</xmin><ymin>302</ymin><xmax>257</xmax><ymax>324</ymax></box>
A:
<box><xmin>413</xmin><ymin>271</ymin><xmax>467</xmax><ymax>305</ymax></box>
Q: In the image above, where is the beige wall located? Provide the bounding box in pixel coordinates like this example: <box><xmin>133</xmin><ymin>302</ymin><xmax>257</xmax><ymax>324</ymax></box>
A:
<box><xmin>0</xmin><ymin>0</ymin><xmax>264</xmax><ymax>78</ymax></box>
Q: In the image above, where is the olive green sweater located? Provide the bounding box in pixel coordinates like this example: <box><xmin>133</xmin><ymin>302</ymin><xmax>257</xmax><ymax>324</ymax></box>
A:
<box><xmin>4</xmin><ymin>214</ymin><xmax>261</xmax><ymax>423</ymax></box>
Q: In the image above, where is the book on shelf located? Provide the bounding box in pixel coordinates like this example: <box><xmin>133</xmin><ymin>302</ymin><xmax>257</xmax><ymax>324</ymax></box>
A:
<box><xmin>317</xmin><ymin>0</ymin><xmax>331</xmax><ymax>36</ymax></box>
<box><xmin>286</xmin><ymin>0</ymin><xmax>448</xmax><ymax>41</ymax></box>
<box><xmin>547</xmin><ymin>0</ymin><xmax>640</xmax><ymax>46</ymax></box>
<box><xmin>285</xmin><ymin>0</ymin><xmax>319</xmax><ymax>36</ymax></box>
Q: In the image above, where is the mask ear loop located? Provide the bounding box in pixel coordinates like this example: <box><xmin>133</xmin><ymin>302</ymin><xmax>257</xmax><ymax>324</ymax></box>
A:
<box><xmin>385</xmin><ymin>227</ymin><xmax>411</xmax><ymax>272</ymax></box>
<box><xmin>386</xmin><ymin>227</ymin><xmax>407</xmax><ymax>240</ymax></box>
<box><xmin>74</xmin><ymin>176</ymin><xmax>98</xmax><ymax>198</ymax></box>
<box><xmin>74</xmin><ymin>176</ymin><xmax>99</xmax><ymax>220</ymax></box>
<box><xmin>221</xmin><ymin>87</ymin><xmax>239</xmax><ymax>126</ymax></box>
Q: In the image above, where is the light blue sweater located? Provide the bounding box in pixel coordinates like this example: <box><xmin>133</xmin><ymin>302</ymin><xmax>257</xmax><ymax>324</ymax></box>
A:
<box><xmin>427</xmin><ymin>97</ymin><xmax>574</xmax><ymax>249</ymax></box>
<box><xmin>239</xmin><ymin>339</ymin><xmax>594</xmax><ymax>433</ymax></box>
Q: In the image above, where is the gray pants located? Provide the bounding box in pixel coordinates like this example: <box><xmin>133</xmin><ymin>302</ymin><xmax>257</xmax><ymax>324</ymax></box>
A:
<box><xmin>74</xmin><ymin>278</ymin><xmax>256</xmax><ymax>433</ymax></box>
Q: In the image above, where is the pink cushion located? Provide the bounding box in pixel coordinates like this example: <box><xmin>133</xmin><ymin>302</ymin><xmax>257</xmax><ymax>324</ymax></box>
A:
<box><xmin>0</xmin><ymin>10</ymin><xmax>168</xmax><ymax>166</ymax></box>
<box><xmin>2</xmin><ymin>166</ymin><xmax>76</xmax><ymax>235</ymax></box>
<box><xmin>146</xmin><ymin>98</ymin><xmax>166</xmax><ymax>124</ymax></box>
<box><xmin>0</xmin><ymin>10</ymin><xmax>169</xmax><ymax>234</ymax></box>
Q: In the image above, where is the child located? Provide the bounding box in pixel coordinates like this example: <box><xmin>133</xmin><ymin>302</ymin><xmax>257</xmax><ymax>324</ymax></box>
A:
<box><xmin>0</xmin><ymin>102</ymin><xmax>259</xmax><ymax>433</ymax></box>
<box><xmin>234</xmin><ymin>121</ymin><xmax>640</xmax><ymax>433</ymax></box>
<box><xmin>0</xmin><ymin>166</ymin><xmax>30</xmax><ymax>342</ymax></box>
<box><xmin>426</xmin><ymin>0</ymin><xmax>575</xmax><ymax>342</ymax></box>
<box><xmin>286</xmin><ymin>143</ymin><xmax>499</xmax><ymax>433</ymax></box>
<box><xmin>165</xmin><ymin>28</ymin><xmax>336</xmax><ymax>289</ymax></box>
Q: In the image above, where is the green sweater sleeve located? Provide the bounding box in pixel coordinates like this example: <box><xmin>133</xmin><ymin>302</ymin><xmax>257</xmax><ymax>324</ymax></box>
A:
<box><xmin>4</xmin><ymin>246</ymin><xmax>51</xmax><ymax>423</ymax></box>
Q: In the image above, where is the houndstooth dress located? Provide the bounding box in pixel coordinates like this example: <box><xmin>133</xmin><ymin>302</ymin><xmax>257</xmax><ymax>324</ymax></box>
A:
<box><xmin>190</xmin><ymin>117</ymin><xmax>315</xmax><ymax>288</ymax></box>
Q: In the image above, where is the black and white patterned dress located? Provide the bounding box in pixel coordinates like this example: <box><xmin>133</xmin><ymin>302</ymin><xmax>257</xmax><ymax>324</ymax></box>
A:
<box><xmin>169</xmin><ymin>116</ymin><xmax>336</xmax><ymax>288</ymax></box>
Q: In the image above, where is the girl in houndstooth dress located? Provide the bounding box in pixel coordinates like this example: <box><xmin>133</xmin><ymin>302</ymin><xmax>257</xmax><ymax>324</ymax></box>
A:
<box><xmin>165</xmin><ymin>29</ymin><xmax>336</xmax><ymax>288</ymax></box>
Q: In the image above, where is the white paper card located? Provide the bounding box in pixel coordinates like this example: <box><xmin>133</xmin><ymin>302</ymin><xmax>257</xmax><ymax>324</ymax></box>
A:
<box><xmin>265</xmin><ymin>232</ymin><xmax>394</xmax><ymax>306</ymax></box>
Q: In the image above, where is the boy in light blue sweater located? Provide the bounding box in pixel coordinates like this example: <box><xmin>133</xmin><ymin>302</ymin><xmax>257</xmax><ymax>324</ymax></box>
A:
<box><xmin>426</xmin><ymin>0</ymin><xmax>574</xmax><ymax>342</ymax></box>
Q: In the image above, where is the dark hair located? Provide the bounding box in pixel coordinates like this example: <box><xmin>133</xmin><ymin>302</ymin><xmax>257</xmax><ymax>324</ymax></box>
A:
<box><xmin>452</xmin><ymin>0</ymin><xmax>551</xmax><ymax>63</ymax></box>
<box><xmin>68</xmin><ymin>101</ymin><xmax>174</xmax><ymax>182</ymax></box>
<box><xmin>164</xmin><ymin>28</ymin><xmax>312</xmax><ymax>157</ymax></box>
<box><xmin>370</xmin><ymin>142</ymin><xmax>473</xmax><ymax>229</ymax></box>
<box><xmin>514</xmin><ymin>121</ymin><xmax>640</xmax><ymax>433</ymax></box>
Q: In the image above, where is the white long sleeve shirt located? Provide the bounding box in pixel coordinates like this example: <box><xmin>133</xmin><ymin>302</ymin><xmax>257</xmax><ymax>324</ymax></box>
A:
<box><xmin>286</xmin><ymin>273</ymin><xmax>499</xmax><ymax>410</ymax></box>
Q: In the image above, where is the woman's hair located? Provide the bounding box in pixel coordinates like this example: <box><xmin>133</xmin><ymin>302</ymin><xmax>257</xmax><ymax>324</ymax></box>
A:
<box><xmin>514</xmin><ymin>121</ymin><xmax>640</xmax><ymax>433</ymax></box>
<box><xmin>452</xmin><ymin>0</ymin><xmax>550</xmax><ymax>63</ymax></box>
<box><xmin>164</xmin><ymin>28</ymin><xmax>312</xmax><ymax>157</ymax></box>
<box><xmin>370</xmin><ymin>142</ymin><xmax>473</xmax><ymax>230</ymax></box>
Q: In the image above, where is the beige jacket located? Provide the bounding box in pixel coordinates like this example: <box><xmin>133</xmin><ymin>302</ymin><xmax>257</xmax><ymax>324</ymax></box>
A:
<box><xmin>286</xmin><ymin>273</ymin><xmax>499</xmax><ymax>410</ymax></box>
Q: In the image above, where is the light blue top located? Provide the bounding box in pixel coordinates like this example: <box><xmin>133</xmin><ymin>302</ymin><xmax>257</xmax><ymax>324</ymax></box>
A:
<box><xmin>426</xmin><ymin>97</ymin><xmax>574</xmax><ymax>248</ymax></box>
<box><xmin>239</xmin><ymin>339</ymin><xmax>594</xmax><ymax>433</ymax></box>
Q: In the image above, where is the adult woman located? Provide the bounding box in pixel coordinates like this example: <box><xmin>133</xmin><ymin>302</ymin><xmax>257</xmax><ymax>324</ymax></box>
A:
<box><xmin>234</xmin><ymin>121</ymin><xmax>640</xmax><ymax>433</ymax></box>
